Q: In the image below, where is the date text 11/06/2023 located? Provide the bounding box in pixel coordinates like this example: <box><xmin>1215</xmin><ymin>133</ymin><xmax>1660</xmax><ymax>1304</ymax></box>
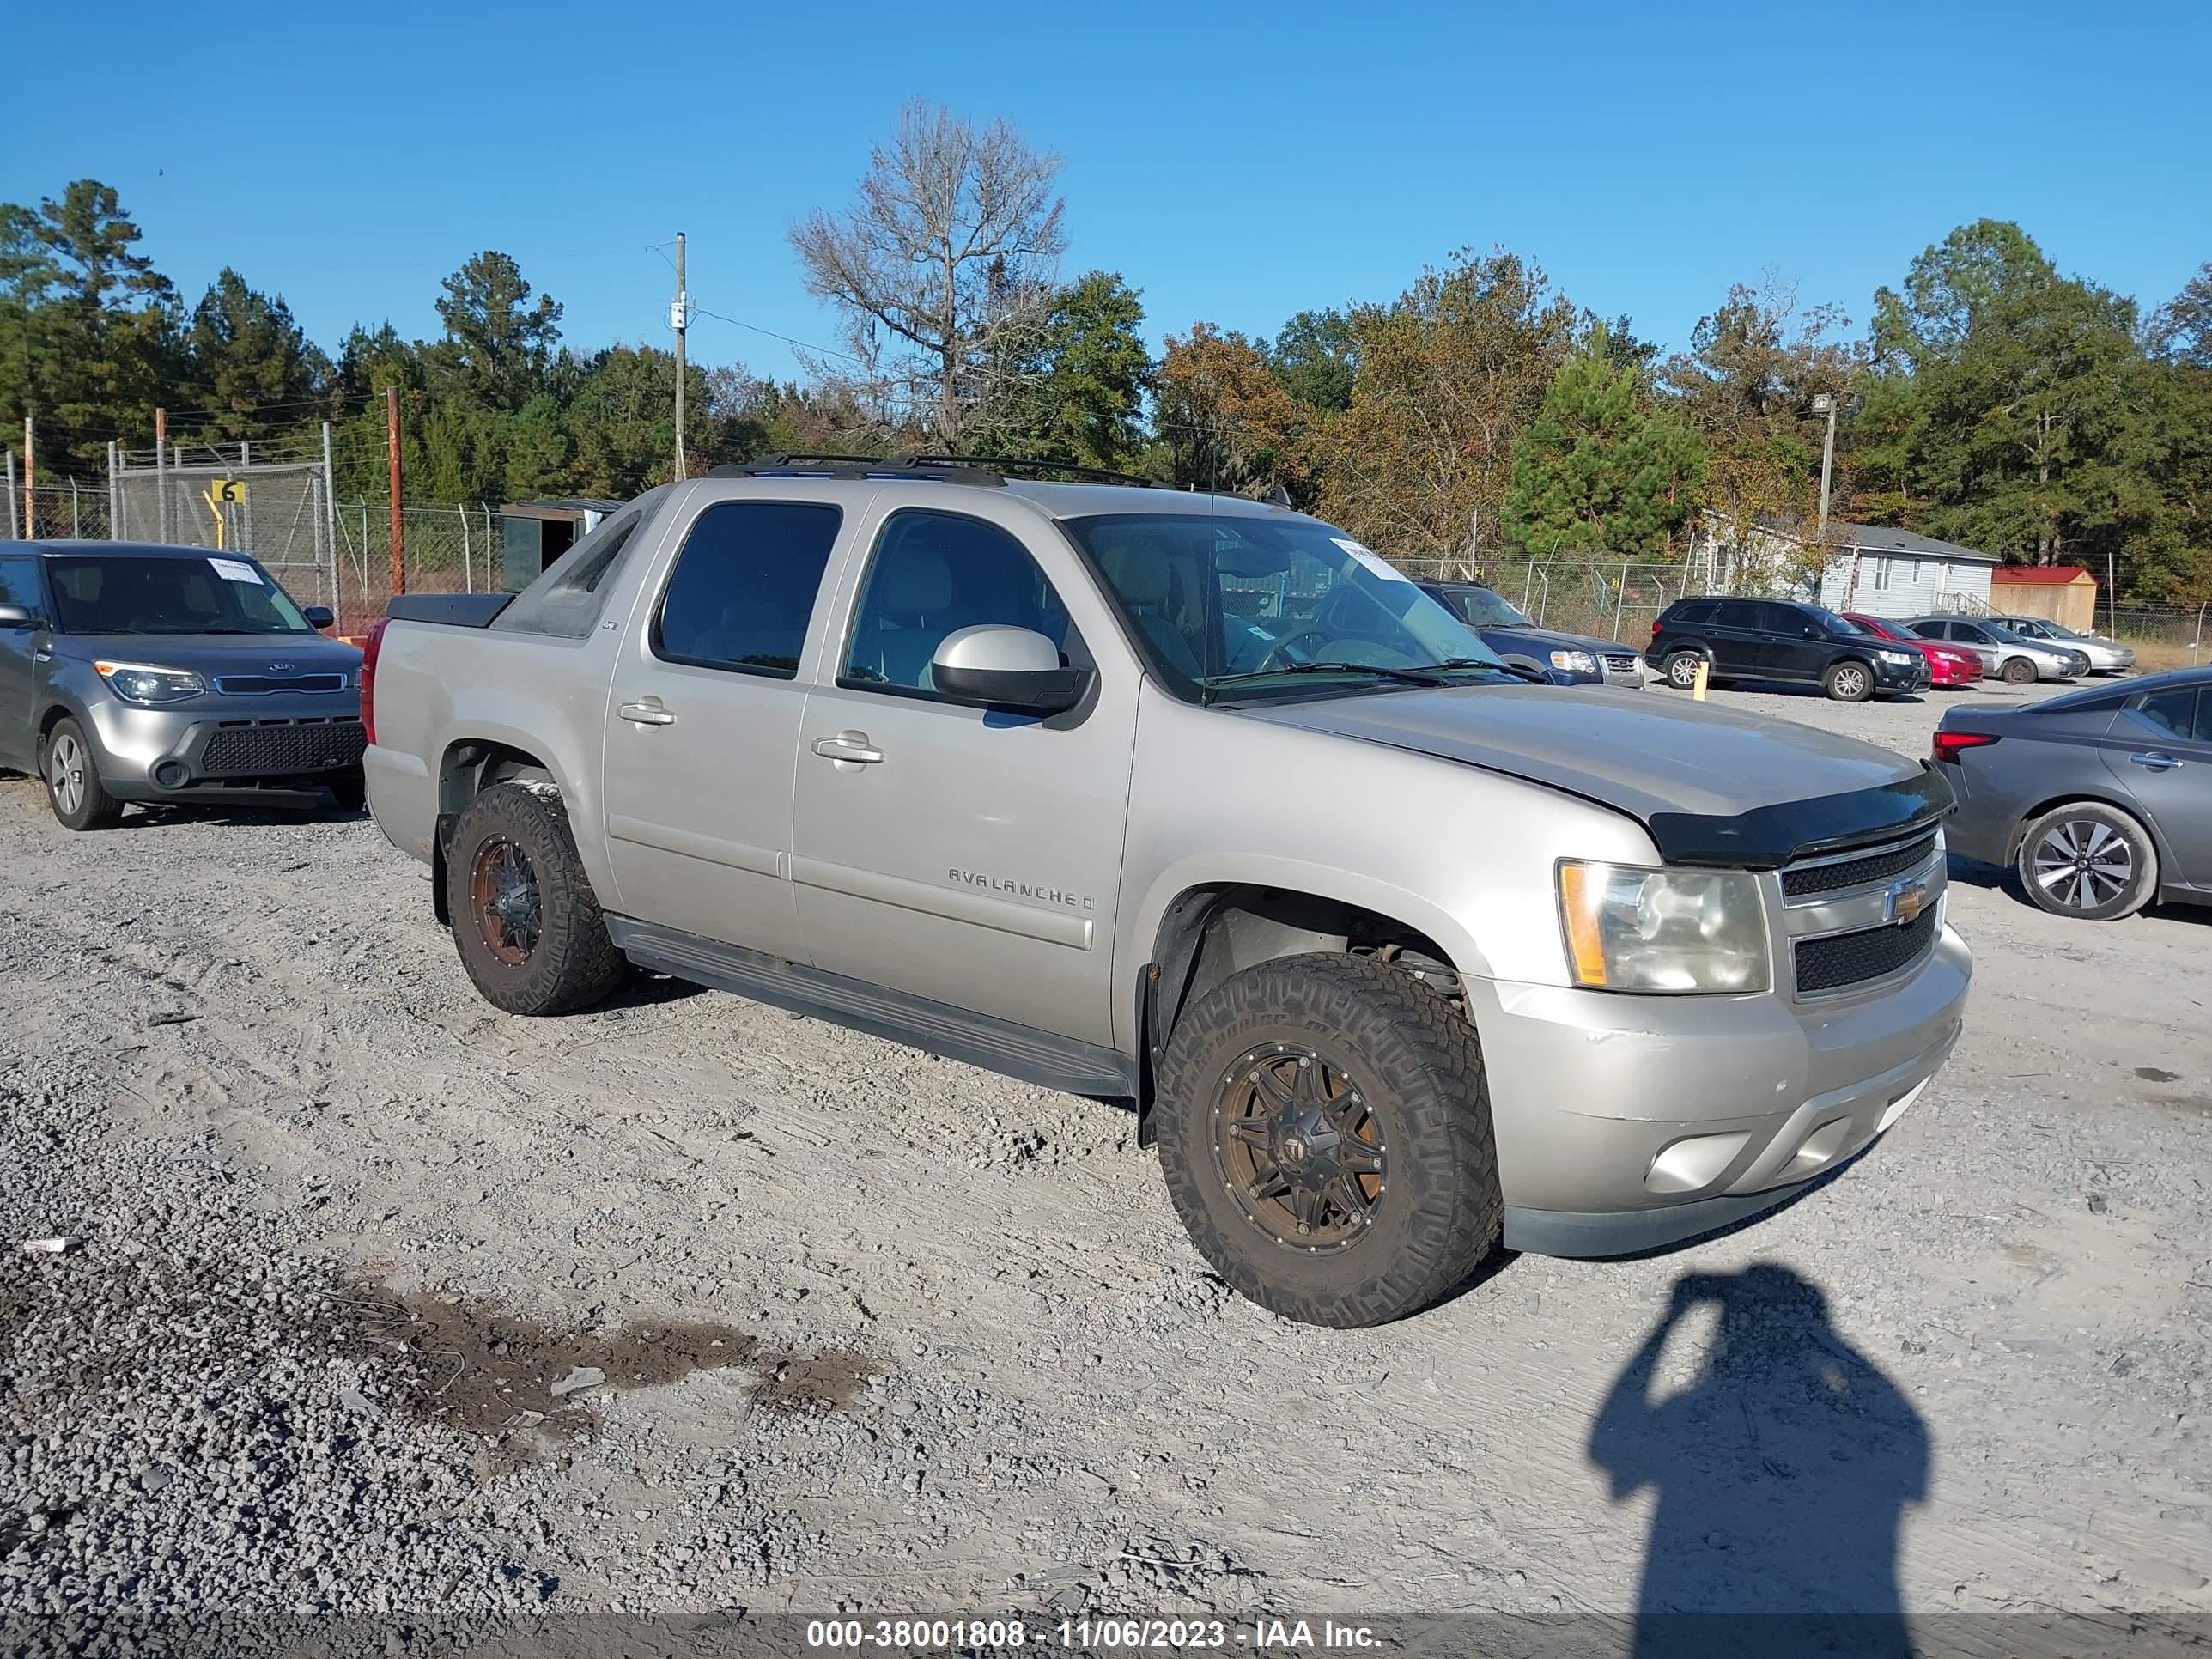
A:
<box><xmin>804</xmin><ymin>1619</ymin><xmax>1383</xmax><ymax>1651</ymax></box>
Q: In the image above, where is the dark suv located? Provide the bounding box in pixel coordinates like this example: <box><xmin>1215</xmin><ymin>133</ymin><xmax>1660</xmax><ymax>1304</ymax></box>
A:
<box><xmin>1647</xmin><ymin>597</ymin><xmax>1929</xmax><ymax>702</ymax></box>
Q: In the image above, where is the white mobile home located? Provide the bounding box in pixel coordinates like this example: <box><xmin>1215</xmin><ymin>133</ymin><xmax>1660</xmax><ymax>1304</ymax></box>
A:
<box><xmin>1813</xmin><ymin>525</ymin><xmax>1999</xmax><ymax>619</ymax></box>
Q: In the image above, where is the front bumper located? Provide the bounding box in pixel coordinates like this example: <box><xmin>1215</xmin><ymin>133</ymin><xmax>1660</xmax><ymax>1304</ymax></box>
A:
<box><xmin>84</xmin><ymin>696</ymin><xmax>365</xmax><ymax>804</ymax></box>
<box><xmin>1872</xmin><ymin>655</ymin><xmax>1930</xmax><ymax>690</ymax></box>
<box><xmin>1468</xmin><ymin>924</ymin><xmax>1971</xmax><ymax>1255</ymax></box>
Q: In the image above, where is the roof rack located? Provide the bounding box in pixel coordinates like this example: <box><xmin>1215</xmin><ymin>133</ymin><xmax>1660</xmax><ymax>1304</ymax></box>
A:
<box><xmin>703</xmin><ymin>453</ymin><xmax>1161</xmax><ymax>489</ymax></box>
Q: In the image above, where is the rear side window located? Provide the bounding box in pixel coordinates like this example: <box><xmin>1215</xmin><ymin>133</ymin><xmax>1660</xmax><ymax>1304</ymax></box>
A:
<box><xmin>654</xmin><ymin>501</ymin><xmax>843</xmax><ymax>678</ymax></box>
<box><xmin>2133</xmin><ymin>687</ymin><xmax>2207</xmax><ymax>742</ymax></box>
<box><xmin>1713</xmin><ymin>600</ymin><xmax>1762</xmax><ymax>629</ymax></box>
<box><xmin>1668</xmin><ymin>601</ymin><xmax>1716</xmax><ymax>627</ymax></box>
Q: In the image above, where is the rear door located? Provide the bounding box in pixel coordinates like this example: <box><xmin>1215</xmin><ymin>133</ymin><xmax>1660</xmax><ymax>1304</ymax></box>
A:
<box><xmin>2103</xmin><ymin>685</ymin><xmax>2212</xmax><ymax>885</ymax></box>
<box><xmin>790</xmin><ymin>500</ymin><xmax>1137</xmax><ymax>1045</ymax></box>
<box><xmin>1707</xmin><ymin>600</ymin><xmax>1766</xmax><ymax>675</ymax></box>
<box><xmin>0</xmin><ymin>554</ymin><xmax>44</xmax><ymax>769</ymax></box>
<box><xmin>599</xmin><ymin>494</ymin><xmax>850</xmax><ymax>962</ymax></box>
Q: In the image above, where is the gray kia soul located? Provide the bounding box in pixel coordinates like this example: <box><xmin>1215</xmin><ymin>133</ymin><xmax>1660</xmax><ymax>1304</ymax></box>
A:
<box><xmin>0</xmin><ymin>542</ymin><xmax>366</xmax><ymax>830</ymax></box>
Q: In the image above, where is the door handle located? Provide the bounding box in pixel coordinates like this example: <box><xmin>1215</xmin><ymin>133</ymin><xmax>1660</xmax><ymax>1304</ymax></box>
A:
<box><xmin>617</xmin><ymin>699</ymin><xmax>677</xmax><ymax>726</ymax></box>
<box><xmin>811</xmin><ymin>732</ymin><xmax>884</xmax><ymax>764</ymax></box>
<box><xmin>2128</xmin><ymin>751</ymin><xmax>2182</xmax><ymax>770</ymax></box>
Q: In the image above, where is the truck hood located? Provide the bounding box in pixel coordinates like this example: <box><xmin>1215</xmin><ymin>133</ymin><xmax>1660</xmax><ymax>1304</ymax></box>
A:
<box><xmin>54</xmin><ymin>632</ymin><xmax>363</xmax><ymax>676</ymax></box>
<box><xmin>1239</xmin><ymin>684</ymin><xmax>1950</xmax><ymax>867</ymax></box>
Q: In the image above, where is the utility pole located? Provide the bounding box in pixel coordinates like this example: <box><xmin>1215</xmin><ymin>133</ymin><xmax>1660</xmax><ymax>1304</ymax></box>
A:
<box><xmin>21</xmin><ymin>412</ymin><xmax>33</xmax><ymax>540</ymax></box>
<box><xmin>155</xmin><ymin>408</ymin><xmax>169</xmax><ymax>542</ymax></box>
<box><xmin>386</xmin><ymin>386</ymin><xmax>405</xmax><ymax>598</ymax></box>
<box><xmin>672</xmin><ymin>231</ymin><xmax>688</xmax><ymax>482</ymax></box>
<box><xmin>1813</xmin><ymin>391</ymin><xmax>1845</xmax><ymax>606</ymax></box>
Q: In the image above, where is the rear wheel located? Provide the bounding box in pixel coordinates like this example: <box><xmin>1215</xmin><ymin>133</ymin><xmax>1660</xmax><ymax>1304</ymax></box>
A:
<box><xmin>1664</xmin><ymin>651</ymin><xmax>1706</xmax><ymax>690</ymax></box>
<box><xmin>1155</xmin><ymin>953</ymin><xmax>1501</xmax><ymax>1328</ymax></box>
<box><xmin>1824</xmin><ymin>659</ymin><xmax>1875</xmax><ymax>702</ymax></box>
<box><xmin>2016</xmin><ymin>802</ymin><xmax>2157</xmax><ymax>921</ymax></box>
<box><xmin>42</xmin><ymin>719</ymin><xmax>125</xmax><ymax>831</ymax></box>
<box><xmin>446</xmin><ymin>783</ymin><xmax>626</xmax><ymax>1014</ymax></box>
<box><xmin>2001</xmin><ymin>655</ymin><xmax>2037</xmax><ymax>685</ymax></box>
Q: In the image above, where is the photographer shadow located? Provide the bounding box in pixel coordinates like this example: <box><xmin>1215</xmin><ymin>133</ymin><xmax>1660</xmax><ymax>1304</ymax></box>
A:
<box><xmin>1588</xmin><ymin>1263</ymin><xmax>1928</xmax><ymax>1657</ymax></box>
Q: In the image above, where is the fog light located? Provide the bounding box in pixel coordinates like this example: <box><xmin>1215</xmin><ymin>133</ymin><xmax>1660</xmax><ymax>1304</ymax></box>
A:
<box><xmin>153</xmin><ymin>761</ymin><xmax>190</xmax><ymax>789</ymax></box>
<box><xmin>1645</xmin><ymin>1132</ymin><xmax>1751</xmax><ymax>1194</ymax></box>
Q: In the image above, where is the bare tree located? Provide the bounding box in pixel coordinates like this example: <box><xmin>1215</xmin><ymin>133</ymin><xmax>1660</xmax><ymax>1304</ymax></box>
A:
<box><xmin>790</xmin><ymin>100</ymin><xmax>1066</xmax><ymax>444</ymax></box>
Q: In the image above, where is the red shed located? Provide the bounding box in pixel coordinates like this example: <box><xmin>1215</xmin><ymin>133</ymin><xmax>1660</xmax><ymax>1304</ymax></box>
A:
<box><xmin>1990</xmin><ymin>565</ymin><xmax>2099</xmax><ymax>633</ymax></box>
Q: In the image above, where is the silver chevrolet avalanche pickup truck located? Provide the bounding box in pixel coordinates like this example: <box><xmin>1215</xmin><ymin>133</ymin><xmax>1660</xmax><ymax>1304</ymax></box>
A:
<box><xmin>362</xmin><ymin>457</ymin><xmax>1972</xmax><ymax>1328</ymax></box>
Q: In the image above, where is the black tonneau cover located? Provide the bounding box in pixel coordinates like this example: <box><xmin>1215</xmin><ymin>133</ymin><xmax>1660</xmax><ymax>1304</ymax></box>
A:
<box><xmin>386</xmin><ymin>593</ymin><xmax>515</xmax><ymax>628</ymax></box>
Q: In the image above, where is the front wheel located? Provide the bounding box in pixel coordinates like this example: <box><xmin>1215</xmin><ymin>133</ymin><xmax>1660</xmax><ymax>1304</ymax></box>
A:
<box><xmin>43</xmin><ymin>718</ymin><xmax>125</xmax><ymax>831</ymax></box>
<box><xmin>1824</xmin><ymin>659</ymin><xmax>1875</xmax><ymax>702</ymax></box>
<box><xmin>2016</xmin><ymin>802</ymin><xmax>2158</xmax><ymax>921</ymax></box>
<box><xmin>1155</xmin><ymin>954</ymin><xmax>1501</xmax><ymax>1328</ymax></box>
<box><xmin>446</xmin><ymin>782</ymin><xmax>626</xmax><ymax>1014</ymax></box>
<box><xmin>2001</xmin><ymin>656</ymin><xmax>2037</xmax><ymax>684</ymax></box>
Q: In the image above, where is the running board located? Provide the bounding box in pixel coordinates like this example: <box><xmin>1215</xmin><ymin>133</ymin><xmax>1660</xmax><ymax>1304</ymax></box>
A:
<box><xmin>605</xmin><ymin>916</ymin><xmax>1138</xmax><ymax>1098</ymax></box>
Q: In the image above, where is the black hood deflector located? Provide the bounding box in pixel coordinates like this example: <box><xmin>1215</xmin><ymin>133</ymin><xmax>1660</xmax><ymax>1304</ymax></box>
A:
<box><xmin>1646</xmin><ymin>765</ymin><xmax>1954</xmax><ymax>869</ymax></box>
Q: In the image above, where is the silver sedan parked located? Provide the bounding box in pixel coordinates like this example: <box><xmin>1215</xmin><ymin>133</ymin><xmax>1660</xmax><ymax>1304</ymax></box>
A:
<box><xmin>1903</xmin><ymin>616</ymin><xmax>2087</xmax><ymax>684</ymax></box>
<box><xmin>1988</xmin><ymin>614</ymin><xmax>2136</xmax><ymax>675</ymax></box>
<box><xmin>1936</xmin><ymin>667</ymin><xmax>2212</xmax><ymax>918</ymax></box>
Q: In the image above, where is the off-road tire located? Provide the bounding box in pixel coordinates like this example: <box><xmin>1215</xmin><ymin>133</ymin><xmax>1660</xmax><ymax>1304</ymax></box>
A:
<box><xmin>2015</xmin><ymin>800</ymin><xmax>2159</xmax><ymax>921</ymax></box>
<box><xmin>447</xmin><ymin>782</ymin><xmax>625</xmax><ymax>1015</ymax></box>
<box><xmin>1663</xmin><ymin>651</ymin><xmax>1706</xmax><ymax>690</ymax></box>
<box><xmin>327</xmin><ymin>767</ymin><xmax>367</xmax><ymax>814</ymax></box>
<box><xmin>42</xmin><ymin>718</ymin><xmax>125</xmax><ymax>831</ymax></box>
<box><xmin>2000</xmin><ymin>655</ymin><xmax>2038</xmax><ymax>685</ymax></box>
<box><xmin>1155</xmin><ymin>953</ymin><xmax>1501</xmax><ymax>1328</ymax></box>
<box><xmin>1824</xmin><ymin>659</ymin><xmax>1875</xmax><ymax>702</ymax></box>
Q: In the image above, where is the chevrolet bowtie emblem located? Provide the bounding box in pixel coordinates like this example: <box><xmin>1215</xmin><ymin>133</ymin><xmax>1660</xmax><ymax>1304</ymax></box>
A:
<box><xmin>1885</xmin><ymin>875</ymin><xmax>1928</xmax><ymax>925</ymax></box>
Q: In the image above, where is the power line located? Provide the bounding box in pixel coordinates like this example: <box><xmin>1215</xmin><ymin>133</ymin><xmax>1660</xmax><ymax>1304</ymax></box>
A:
<box><xmin>690</xmin><ymin>304</ymin><xmax>863</xmax><ymax>367</ymax></box>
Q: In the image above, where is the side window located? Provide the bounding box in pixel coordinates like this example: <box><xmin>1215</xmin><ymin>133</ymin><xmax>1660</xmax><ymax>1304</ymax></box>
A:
<box><xmin>653</xmin><ymin>501</ymin><xmax>842</xmax><ymax>678</ymax></box>
<box><xmin>0</xmin><ymin>556</ymin><xmax>41</xmax><ymax>611</ymax></box>
<box><xmin>841</xmin><ymin>510</ymin><xmax>1074</xmax><ymax>696</ymax></box>
<box><xmin>1670</xmin><ymin>601</ymin><xmax>1716</xmax><ymax>627</ymax></box>
<box><xmin>1713</xmin><ymin>600</ymin><xmax>1761</xmax><ymax>630</ymax></box>
<box><xmin>1760</xmin><ymin>604</ymin><xmax>1803</xmax><ymax>633</ymax></box>
<box><xmin>2134</xmin><ymin>688</ymin><xmax>2201</xmax><ymax>743</ymax></box>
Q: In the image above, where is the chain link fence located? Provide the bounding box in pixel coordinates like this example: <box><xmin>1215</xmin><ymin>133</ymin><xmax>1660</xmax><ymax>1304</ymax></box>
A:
<box><xmin>331</xmin><ymin>502</ymin><xmax>504</xmax><ymax>635</ymax></box>
<box><xmin>8</xmin><ymin>481</ymin><xmax>115</xmax><ymax>540</ymax></box>
<box><xmin>1389</xmin><ymin>557</ymin><xmax>1704</xmax><ymax>642</ymax></box>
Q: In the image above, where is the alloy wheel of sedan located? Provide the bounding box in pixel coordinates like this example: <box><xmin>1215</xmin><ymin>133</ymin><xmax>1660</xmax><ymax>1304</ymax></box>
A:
<box><xmin>2032</xmin><ymin>819</ymin><xmax>2134</xmax><ymax>911</ymax></box>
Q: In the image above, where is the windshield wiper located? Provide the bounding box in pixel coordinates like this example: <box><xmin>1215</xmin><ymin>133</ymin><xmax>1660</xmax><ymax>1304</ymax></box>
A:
<box><xmin>1200</xmin><ymin>659</ymin><xmax>1517</xmax><ymax>703</ymax></box>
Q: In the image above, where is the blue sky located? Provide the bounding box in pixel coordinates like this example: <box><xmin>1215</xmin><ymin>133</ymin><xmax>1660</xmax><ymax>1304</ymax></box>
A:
<box><xmin>12</xmin><ymin>0</ymin><xmax>2209</xmax><ymax>383</ymax></box>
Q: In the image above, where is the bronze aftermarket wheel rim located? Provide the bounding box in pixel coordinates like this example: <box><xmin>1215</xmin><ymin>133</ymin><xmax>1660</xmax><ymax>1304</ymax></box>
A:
<box><xmin>470</xmin><ymin>837</ymin><xmax>542</xmax><ymax>966</ymax></box>
<box><xmin>1213</xmin><ymin>1042</ymin><xmax>1388</xmax><ymax>1255</ymax></box>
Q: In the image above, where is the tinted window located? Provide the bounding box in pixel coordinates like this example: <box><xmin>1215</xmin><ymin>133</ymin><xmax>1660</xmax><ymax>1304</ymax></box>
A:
<box><xmin>842</xmin><ymin>511</ymin><xmax>1074</xmax><ymax>695</ymax></box>
<box><xmin>654</xmin><ymin>501</ymin><xmax>842</xmax><ymax>677</ymax></box>
<box><xmin>1953</xmin><ymin>623</ymin><xmax>1991</xmax><ymax>643</ymax></box>
<box><xmin>0</xmin><ymin>556</ymin><xmax>40</xmax><ymax>611</ymax></box>
<box><xmin>1713</xmin><ymin>600</ymin><xmax>1763</xmax><ymax>630</ymax></box>
<box><xmin>1668</xmin><ymin>601</ymin><xmax>1717</xmax><ymax>627</ymax></box>
<box><xmin>46</xmin><ymin>555</ymin><xmax>311</xmax><ymax>635</ymax></box>
<box><xmin>2134</xmin><ymin>687</ymin><xmax>2205</xmax><ymax>742</ymax></box>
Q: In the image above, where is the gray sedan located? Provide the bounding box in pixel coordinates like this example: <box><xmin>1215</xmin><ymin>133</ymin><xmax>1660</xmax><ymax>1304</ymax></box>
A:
<box><xmin>1988</xmin><ymin>614</ymin><xmax>2136</xmax><ymax>675</ymax></box>
<box><xmin>1935</xmin><ymin>667</ymin><xmax>2212</xmax><ymax>918</ymax></box>
<box><xmin>1904</xmin><ymin>616</ymin><xmax>2088</xmax><ymax>683</ymax></box>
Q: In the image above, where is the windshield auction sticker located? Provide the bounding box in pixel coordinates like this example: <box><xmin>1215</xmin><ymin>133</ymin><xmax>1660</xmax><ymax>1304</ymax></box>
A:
<box><xmin>1331</xmin><ymin>538</ymin><xmax>1410</xmax><ymax>584</ymax></box>
<box><xmin>208</xmin><ymin>557</ymin><xmax>264</xmax><ymax>584</ymax></box>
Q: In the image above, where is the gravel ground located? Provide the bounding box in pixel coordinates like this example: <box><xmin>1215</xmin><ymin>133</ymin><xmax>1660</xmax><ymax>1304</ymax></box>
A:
<box><xmin>3</xmin><ymin>679</ymin><xmax>2209</xmax><ymax>1648</ymax></box>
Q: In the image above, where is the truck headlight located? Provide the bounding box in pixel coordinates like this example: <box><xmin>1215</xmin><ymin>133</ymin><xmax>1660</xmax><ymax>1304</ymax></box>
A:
<box><xmin>1549</xmin><ymin>649</ymin><xmax>1596</xmax><ymax>673</ymax></box>
<box><xmin>94</xmin><ymin>660</ymin><xmax>208</xmax><ymax>705</ymax></box>
<box><xmin>1557</xmin><ymin>860</ymin><xmax>1771</xmax><ymax>994</ymax></box>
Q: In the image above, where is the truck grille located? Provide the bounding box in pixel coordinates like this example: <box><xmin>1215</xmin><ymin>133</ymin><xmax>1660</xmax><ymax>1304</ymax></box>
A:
<box><xmin>1601</xmin><ymin>653</ymin><xmax>1638</xmax><ymax>674</ymax></box>
<box><xmin>200</xmin><ymin>717</ymin><xmax>366</xmax><ymax>777</ymax></box>
<box><xmin>212</xmin><ymin>672</ymin><xmax>349</xmax><ymax>696</ymax></box>
<box><xmin>1781</xmin><ymin>831</ymin><xmax>1941</xmax><ymax>898</ymax></box>
<box><xmin>1795</xmin><ymin>911</ymin><xmax>1939</xmax><ymax>995</ymax></box>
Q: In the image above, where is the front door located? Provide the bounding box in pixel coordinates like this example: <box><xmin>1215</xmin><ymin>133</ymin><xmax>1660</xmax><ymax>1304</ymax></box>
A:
<box><xmin>0</xmin><ymin>554</ymin><xmax>46</xmax><ymax>769</ymax></box>
<box><xmin>2104</xmin><ymin>685</ymin><xmax>2212</xmax><ymax>886</ymax></box>
<box><xmin>790</xmin><ymin>504</ymin><xmax>1136</xmax><ymax>1045</ymax></box>
<box><xmin>1760</xmin><ymin>603</ymin><xmax>1828</xmax><ymax>682</ymax></box>
<box><xmin>599</xmin><ymin>496</ymin><xmax>848</xmax><ymax>963</ymax></box>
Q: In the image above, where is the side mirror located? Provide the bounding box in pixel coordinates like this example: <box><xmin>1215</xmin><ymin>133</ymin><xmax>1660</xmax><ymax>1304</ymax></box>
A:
<box><xmin>0</xmin><ymin>603</ymin><xmax>39</xmax><ymax>629</ymax></box>
<box><xmin>303</xmin><ymin>605</ymin><xmax>336</xmax><ymax>630</ymax></box>
<box><xmin>929</xmin><ymin>625</ymin><xmax>1092</xmax><ymax>715</ymax></box>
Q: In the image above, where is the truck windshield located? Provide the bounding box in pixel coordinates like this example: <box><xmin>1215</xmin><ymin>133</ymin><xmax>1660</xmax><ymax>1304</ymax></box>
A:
<box><xmin>45</xmin><ymin>555</ymin><xmax>313</xmax><ymax>635</ymax></box>
<box><xmin>1063</xmin><ymin>513</ymin><xmax>1511</xmax><ymax>702</ymax></box>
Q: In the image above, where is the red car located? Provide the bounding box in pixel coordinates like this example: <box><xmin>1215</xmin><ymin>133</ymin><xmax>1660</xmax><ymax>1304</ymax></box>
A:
<box><xmin>1844</xmin><ymin>613</ymin><xmax>1981</xmax><ymax>687</ymax></box>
